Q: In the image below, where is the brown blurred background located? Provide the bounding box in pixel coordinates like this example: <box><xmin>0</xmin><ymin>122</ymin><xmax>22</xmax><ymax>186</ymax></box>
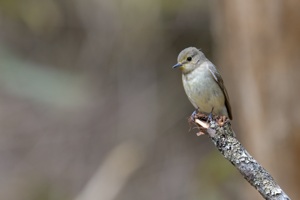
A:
<box><xmin>0</xmin><ymin>0</ymin><xmax>299</xmax><ymax>199</ymax></box>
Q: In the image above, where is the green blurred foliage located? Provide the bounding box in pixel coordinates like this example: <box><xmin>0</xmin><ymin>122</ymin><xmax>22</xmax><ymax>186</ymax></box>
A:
<box><xmin>0</xmin><ymin>0</ymin><xmax>242</xmax><ymax>200</ymax></box>
<box><xmin>196</xmin><ymin>150</ymin><xmax>239</xmax><ymax>200</ymax></box>
<box><xmin>0</xmin><ymin>0</ymin><xmax>63</xmax><ymax>35</ymax></box>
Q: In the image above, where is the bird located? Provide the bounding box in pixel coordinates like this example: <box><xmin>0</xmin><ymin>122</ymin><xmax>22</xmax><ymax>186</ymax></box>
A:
<box><xmin>173</xmin><ymin>47</ymin><xmax>232</xmax><ymax>120</ymax></box>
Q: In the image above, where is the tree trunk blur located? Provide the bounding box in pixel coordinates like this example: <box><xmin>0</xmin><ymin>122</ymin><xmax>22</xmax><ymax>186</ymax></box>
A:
<box><xmin>212</xmin><ymin>1</ymin><xmax>300</xmax><ymax>199</ymax></box>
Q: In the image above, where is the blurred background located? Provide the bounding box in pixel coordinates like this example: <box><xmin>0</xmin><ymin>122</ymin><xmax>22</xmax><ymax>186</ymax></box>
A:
<box><xmin>0</xmin><ymin>0</ymin><xmax>299</xmax><ymax>199</ymax></box>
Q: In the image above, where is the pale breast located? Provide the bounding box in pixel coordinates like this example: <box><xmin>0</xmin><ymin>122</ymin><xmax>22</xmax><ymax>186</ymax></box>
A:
<box><xmin>182</xmin><ymin>65</ymin><xmax>226</xmax><ymax>116</ymax></box>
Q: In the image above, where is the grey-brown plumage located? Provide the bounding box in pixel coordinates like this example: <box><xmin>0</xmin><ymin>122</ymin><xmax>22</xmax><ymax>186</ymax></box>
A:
<box><xmin>173</xmin><ymin>47</ymin><xmax>232</xmax><ymax>120</ymax></box>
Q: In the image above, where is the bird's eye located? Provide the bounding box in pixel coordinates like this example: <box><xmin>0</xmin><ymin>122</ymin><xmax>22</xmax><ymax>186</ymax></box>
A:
<box><xmin>186</xmin><ymin>57</ymin><xmax>192</xmax><ymax>61</ymax></box>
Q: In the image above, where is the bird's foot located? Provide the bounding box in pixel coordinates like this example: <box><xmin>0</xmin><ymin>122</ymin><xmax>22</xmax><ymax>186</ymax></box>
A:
<box><xmin>206</xmin><ymin>107</ymin><xmax>214</xmax><ymax>122</ymax></box>
<box><xmin>189</xmin><ymin>108</ymin><xmax>199</xmax><ymax>121</ymax></box>
<box><xmin>188</xmin><ymin>108</ymin><xmax>200</xmax><ymax>127</ymax></box>
<box><xmin>207</xmin><ymin>113</ymin><xmax>213</xmax><ymax>122</ymax></box>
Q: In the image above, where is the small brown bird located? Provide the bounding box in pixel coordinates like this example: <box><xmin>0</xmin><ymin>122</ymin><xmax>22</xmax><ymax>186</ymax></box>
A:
<box><xmin>173</xmin><ymin>47</ymin><xmax>232</xmax><ymax>120</ymax></box>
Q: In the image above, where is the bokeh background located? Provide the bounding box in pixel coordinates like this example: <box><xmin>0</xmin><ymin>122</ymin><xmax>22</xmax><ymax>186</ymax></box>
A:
<box><xmin>0</xmin><ymin>0</ymin><xmax>300</xmax><ymax>199</ymax></box>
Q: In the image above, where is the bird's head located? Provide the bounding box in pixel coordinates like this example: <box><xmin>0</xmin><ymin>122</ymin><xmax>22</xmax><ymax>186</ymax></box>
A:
<box><xmin>173</xmin><ymin>47</ymin><xmax>205</xmax><ymax>74</ymax></box>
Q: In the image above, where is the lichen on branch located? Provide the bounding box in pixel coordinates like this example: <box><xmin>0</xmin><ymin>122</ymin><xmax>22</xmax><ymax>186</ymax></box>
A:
<box><xmin>191</xmin><ymin>114</ymin><xmax>290</xmax><ymax>200</ymax></box>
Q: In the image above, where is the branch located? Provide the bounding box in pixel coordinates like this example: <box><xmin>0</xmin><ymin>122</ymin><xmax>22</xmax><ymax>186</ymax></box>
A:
<box><xmin>192</xmin><ymin>115</ymin><xmax>291</xmax><ymax>200</ymax></box>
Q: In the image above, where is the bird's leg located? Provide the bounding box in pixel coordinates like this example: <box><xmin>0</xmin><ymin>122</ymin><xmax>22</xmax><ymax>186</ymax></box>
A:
<box><xmin>207</xmin><ymin>107</ymin><xmax>214</xmax><ymax>122</ymax></box>
<box><xmin>190</xmin><ymin>107</ymin><xmax>199</xmax><ymax>121</ymax></box>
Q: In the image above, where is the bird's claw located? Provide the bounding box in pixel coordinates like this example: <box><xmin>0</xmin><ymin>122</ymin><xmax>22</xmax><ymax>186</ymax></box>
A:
<box><xmin>207</xmin><ymin>113</ymin><xmax>213</xmax><ymax>122</ymax></box>
<box><xmin>206</xmin><ymin>107</ymin><xmax>214</xmax><ymax>122</ymax></box>
<box><xmin>190</xmin><ymin>109</ymin><xmax>199</xmax><ymax>121</ymax></box>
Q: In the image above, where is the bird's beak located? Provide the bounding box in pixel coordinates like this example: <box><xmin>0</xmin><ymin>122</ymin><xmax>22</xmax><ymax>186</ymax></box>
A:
<box><xmin>172</xmin><ymin>62</ymin><xmax>182</xmax><ymax>69</ymax></box>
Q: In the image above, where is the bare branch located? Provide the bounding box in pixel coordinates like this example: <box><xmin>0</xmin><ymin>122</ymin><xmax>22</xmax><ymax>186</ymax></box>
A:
<box><xmin>193</xmin><ymin>115</ymin><xmax>291</xmax><ymax>200</ymax></box>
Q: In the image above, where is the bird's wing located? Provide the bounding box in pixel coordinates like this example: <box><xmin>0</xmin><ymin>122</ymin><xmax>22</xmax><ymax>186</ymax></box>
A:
<box><xmin>207</xmin><ymin>62</ymin><xmax>233</xmax><ymax>120</ymax></box>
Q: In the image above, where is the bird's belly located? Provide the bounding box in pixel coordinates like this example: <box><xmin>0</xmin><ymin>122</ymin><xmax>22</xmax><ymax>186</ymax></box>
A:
<box><xmin>183</xmin><ymin>74</ymin><xmax>226</xmax><ymax>115</ymax></box>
